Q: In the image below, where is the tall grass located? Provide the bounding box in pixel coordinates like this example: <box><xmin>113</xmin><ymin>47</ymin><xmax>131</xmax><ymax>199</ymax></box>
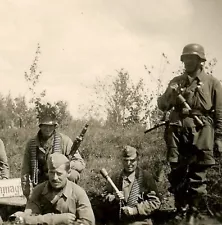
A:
<box><xmin>0</xmin><ymin>122</ymin><xmax>167</xmax><ymax>194</ymax></box>
<box><xmin>1</xmin><ymin>122</ymin><xmax>222</xmax><ymax>223</ymax></box>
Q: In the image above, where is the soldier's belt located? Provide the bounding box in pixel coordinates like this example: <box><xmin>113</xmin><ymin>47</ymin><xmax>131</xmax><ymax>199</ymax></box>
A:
<box><xmin>177</xmin><ymin>109</ymin><xmax>210</xmax><ymax>116</ymax></box>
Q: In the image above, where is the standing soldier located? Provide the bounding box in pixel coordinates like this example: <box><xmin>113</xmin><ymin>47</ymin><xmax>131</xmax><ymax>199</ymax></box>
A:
<box><xmin>21</xmin><ymin>104</ymin><xmax>86</xmax><ymax>199</ymax></box>
<box><xmin>0</xmin><ymin>138</ymin><xmax>9</xmax><ymax>179</ymax></box>
<box><xmin>157</xmin><ymin>43</ymin><xmax>222</xmax><ymax>225</ymax></box>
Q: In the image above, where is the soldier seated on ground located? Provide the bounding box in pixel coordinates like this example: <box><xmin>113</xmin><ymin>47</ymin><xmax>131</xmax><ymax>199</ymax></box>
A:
<box><xmin>0</xmin><ymin>138</ymin><xmax>9</xmax><ymax>179</ymax></box>
<box><xmin>103</xmin><ymin>145</ymin><xmax>161</xmax><ymax>225</ymax></box>
<box><xmin>21</xmin><ymin>104</ymin><xmax>86</xmax><ymax>199</ymax></box>
<box><xmin>12</xmin><ymin>153</ymin><xmax>95</xmax><ymax>225</ymax></box>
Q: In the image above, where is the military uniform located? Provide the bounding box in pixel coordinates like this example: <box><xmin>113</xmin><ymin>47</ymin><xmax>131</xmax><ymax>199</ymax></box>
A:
<box><xmin>21</xmin><ymin>132</ymin><xmax>85</xmax><ymax>198</ymax></box>
<box><xmin>23</xmin><ymin>180</ymin><xmax>95</xmax><ymax>225</ymax></box>
<box><xmin>104</xmin><ymin>146</ymin><xmax>161</xmax><ymax>225</ymax></box>
<box><xmin>14</xmin><ymin>153</ymin><xmax>95</xmax><ymax>225</ymax></box>
<box><xmin>157</xmin><ymin>43</ymin><xmax>222</xmax><ymax>223</ymax></box>
<box><xmin>0</xmin><ymin>139</ymin><xmax>9</xmax><ymax>179</ymax></box>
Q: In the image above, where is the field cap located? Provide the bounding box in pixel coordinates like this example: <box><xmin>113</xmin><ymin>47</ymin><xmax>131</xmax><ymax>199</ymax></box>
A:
<box><xmin>47</xmin><ymin>153</ymin><xmax>69</xmax><ymax>169</ymax></box>
<box><xmin>122</xmin><ymin>145</ymin><xmax>138</xmax><ymax>159</ymax></box>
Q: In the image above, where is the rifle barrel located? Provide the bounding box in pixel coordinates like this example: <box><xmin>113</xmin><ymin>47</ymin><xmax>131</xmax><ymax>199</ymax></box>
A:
<box><xmin>144</xmin><ymin>121</ymin><xmax>166</xmax><ymax>134</ymax></box>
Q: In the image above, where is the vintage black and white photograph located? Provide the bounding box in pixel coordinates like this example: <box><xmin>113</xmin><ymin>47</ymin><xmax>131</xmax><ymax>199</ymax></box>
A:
<box><xmin>0</xmin><ymin>1</ymin><xmax>222</xmax><ymax>224</ymax></box>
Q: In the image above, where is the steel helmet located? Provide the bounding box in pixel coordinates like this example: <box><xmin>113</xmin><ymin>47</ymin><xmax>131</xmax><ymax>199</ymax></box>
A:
<box><xmin>180</xmin><ymin>43</ymin><xmax>206</xmax><ymax>62</ymax></box>
<box><xmin>36</xmin><ymin>102</ymin><xmax>59</xmax><ymax>127</ymax></box>
<box><xmin>38</xmin><ymin>115</ymin><xmax>58</xmax><ymax>126</ymax></box>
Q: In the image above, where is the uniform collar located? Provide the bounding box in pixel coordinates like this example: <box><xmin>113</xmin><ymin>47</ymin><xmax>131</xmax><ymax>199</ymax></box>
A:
<box><xmin>42</xmin><ymin>179</ymin><xmax>70</xmax><ymax>199</ymax></box>
<box><xmin>184</xmin><ymin>69</ymin><xmax>206</xmax><ymax>83</ymax></box>
<box><xmin>123</xmin><ymin>171</ymin><xmax>136</xmax><ymax>183</ymax></box>
<box><xmin>121</xmin><ymin>167</ymin><xmax>140</xmax><ymax>179</ymax></box>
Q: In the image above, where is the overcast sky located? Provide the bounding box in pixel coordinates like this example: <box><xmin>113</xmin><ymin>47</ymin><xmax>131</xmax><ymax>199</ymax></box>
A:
<box><xmin>0</xmin><ymin>0</ymin><xmax>222</xmax><ymax>118</ymax></box>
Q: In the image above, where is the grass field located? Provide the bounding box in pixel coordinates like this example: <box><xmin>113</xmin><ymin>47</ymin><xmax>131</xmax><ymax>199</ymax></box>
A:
<box><xmin>1</xmin><ymin>121</ymin><xmax>222</xmax><ymax>224</ymax></box>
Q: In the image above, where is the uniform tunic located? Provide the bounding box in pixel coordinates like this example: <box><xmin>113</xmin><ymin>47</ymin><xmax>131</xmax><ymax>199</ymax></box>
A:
<box><xmin>23</xmin><ymin>180</ymin><xmax>95</xmax><ymax>225</ymax></box>
<box><xmin>157</xmin><ymin>69</ymin><xmax>222</xmax><ymax>207</ymax></box>
<box><xmin>21</xmin><ymin>132</ymin><xmax>85</xmax><ymax>198</ymax></box>
<box><xmin>105</xmin><ymin>168</ymin><xmax>161</xmax><ymax>225</ymax></box>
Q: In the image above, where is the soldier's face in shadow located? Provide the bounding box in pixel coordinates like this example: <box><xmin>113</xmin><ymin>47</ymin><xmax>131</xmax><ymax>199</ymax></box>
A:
<box><xmin>182</xmin><ymin>54</ymin><xmax>201</xmax><ymax>75</ymax></box>
<box><xmin>48</xmin><ymin>164</ymin><xmax>70</xmax><ymax>189</ymax></box>
<box><xmin>122</xmin><ymin>157</ymin><xmax>138</xmax><ymax>175</ymax></box>
<box><xmin>40</xmin><ymin>124</ymin><xmax>56</xmax><ymax>139</ymax></box>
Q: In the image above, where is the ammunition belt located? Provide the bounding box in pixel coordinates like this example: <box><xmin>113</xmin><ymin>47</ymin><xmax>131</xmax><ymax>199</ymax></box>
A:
<box><xmin>30</xmin><ymin>132</ymin><xmax>61</xmax><ymax>186</ymax></box>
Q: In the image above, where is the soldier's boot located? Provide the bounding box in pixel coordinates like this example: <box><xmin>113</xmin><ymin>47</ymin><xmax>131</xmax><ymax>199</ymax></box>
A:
<box><xmin>186</xmin><ymin>208</ymin><xmax>198</xmax><ymax>225</ymax></box>
<box><xmin>174</xmin><ymin>204</ymin><xmax>189</xmax><ymax>225</ymax></box>
<box><xmin>186</xmin><ymin>197</ymin><xmax>200</xmax><ymax>225</ymax></box>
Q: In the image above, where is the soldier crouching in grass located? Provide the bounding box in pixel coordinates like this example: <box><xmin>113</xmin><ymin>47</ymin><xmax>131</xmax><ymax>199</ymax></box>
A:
<box><xmin>21</xmin><ymin>103</ymin><xmax>86</xmax><ymax>199</ymax></box>
<box><xmin>102</xmin><ymin>145</ymin><xmax>161</xmax><ymax>225</ymax></box>
<box><xmin>12</xmin><ymin>153</ymin><xmax>95</xmax><ymax>225</ymax></box>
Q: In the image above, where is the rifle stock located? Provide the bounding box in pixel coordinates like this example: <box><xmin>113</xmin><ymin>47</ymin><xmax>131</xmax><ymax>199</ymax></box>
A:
<box><xmin>68</xmin><ymin>123</ymin><xmax>89</xmax><ymax>160</ymax></box>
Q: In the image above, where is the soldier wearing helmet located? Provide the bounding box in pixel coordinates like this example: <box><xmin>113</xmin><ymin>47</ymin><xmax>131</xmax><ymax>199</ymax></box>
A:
<box><xmin>157</xmin><ymin>44</ymin><xmax>222</xmax><ymax>225</ymax></box>
<box><xmin>21</xmin><ymin>103</ymin><xmax>86</xmax><ymax>199</ymax></box>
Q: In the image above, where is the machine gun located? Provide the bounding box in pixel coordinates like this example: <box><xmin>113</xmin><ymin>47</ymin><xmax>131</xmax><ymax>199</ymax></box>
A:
<box><xmin>68</xmin><ymin>123</ymin><xmax>89</xmax><ymax>160</ymax></box>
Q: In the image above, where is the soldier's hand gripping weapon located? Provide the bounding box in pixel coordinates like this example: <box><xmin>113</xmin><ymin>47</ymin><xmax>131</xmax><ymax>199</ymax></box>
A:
<box><xmin>68</xmin><ymin>123</ymin><xmax>89</xmax><ymax>160</ymax></box>
<box><xmin>176</xmin><ymin>93</ymin><xmax>204</xmax><ymax>127</ymax></box>
<box><xmin>100</xmin><ymin>168</ymin><xmax>125</xmax><ymax>219</ymax></box>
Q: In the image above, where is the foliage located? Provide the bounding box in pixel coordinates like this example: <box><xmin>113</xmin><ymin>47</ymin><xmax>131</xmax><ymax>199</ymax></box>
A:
<box><xmin>0</xmin><ymin>94</ymin><xmax>36</xmax><ymax>129</ymax></box>
<box><xmin>24</xmin><ymin>43</ymin><xmax>46</xmax><ymax>105</ymax></box>
<box><xmin>23</xmin><ymin>44</ymin><xmax>72</xmax><ymax>128</ymax></box>
<box><xmin>85</xmin><ymin>54</ymin><xmax>172</xmax><ymax>129</ymax></box>
<box><xmin>1</xmin><ymin>49</ymin><xmax>222</xmax><ymax>224</ymax></box>
<box><xmin>35</xmin><ymin>100</ymin><xmax>72</xmax><ymax>127</ymax></box>
<box><xmin>89</xmin><ymin>69</ymin><xmax>160</xmax><ymax>128</ymax></box>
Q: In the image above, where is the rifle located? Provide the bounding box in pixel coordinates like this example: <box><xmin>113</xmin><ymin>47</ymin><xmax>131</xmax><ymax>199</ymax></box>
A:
<box><xmin>68</xmin><ymin>123</ymin><xmax>89</xmax><ymax>160</ymax></box>
<box><xmin>177</xmin><ymin>94</ymin><xmax>203</xmax><ymax>127</ymax></box>
<box><xmin>145</xmin><ymin>90</ymin><xmax>204</xmax><ymax>134</ymax></box>
<box><xmin>171</xmin><ymin>85</ymin><xmax>204</xmax><ymax>127</ymax></box>
<box><xmin>144</xmin><ymin>111</ymin><xmax>170</xmax><ymax>134</ymax></box>
<box><xmin>144</xmin><ymin>121</ymin><xmax>167</xmax><ymax>134</ymax></box>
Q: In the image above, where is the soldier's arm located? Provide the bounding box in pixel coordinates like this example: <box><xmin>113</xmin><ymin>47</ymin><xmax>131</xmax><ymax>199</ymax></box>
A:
<box><xmin>76</xmin><ymin>187</ymin><xmax>95</xmax><ymax>225</ymax></box>
<box><xmin>0</xmin><ymin>139</ymin><xmax>9</xmax><ymax>179</ymax></box>
<box><xmin>134</xmin><ymin>172</ymin><xmax>160</xmax><ymax>216</ymax></box>
<box><xmin>213</xmin><ymin>79</ymin><xmax>222</xmax><ymax>140</ymax></box>
<box><xmin>21</xmin><ymin>140</ymin><xmax>32</xmax><ymax>197</ymax></box>
<box><xmin>157</xmin><ymin>78</ymin><xmax>179</xmax><ymax>112</ymax></box>
<box><xmin>22</xmin><ymin>213</ymin><xmax>75</xmax><ymax>225</ymax></box>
